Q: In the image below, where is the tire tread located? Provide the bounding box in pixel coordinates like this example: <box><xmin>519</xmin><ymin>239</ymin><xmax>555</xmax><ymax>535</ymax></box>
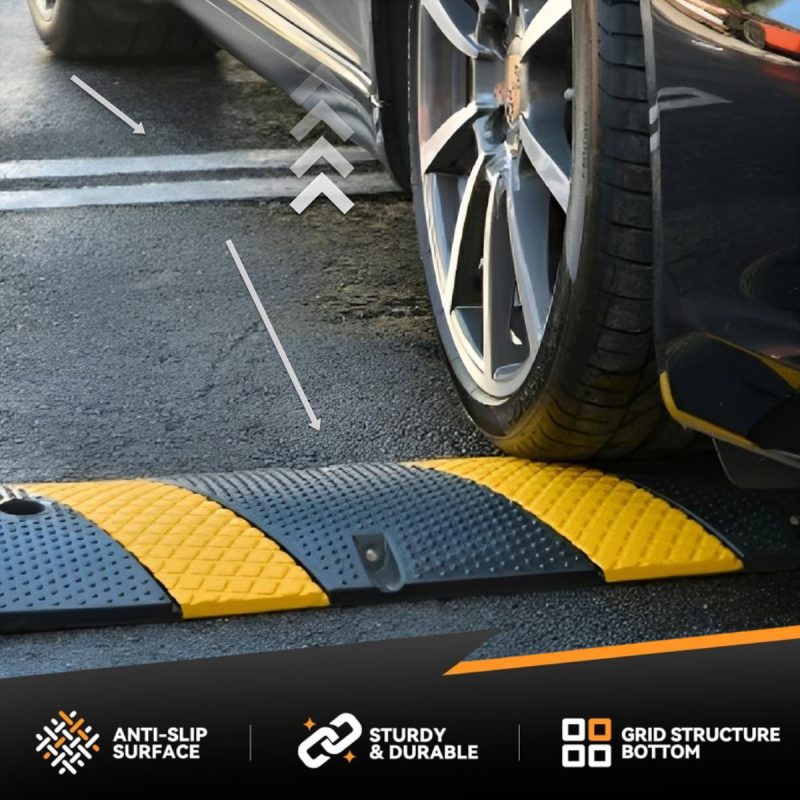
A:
<box><xmin>500</xmin><ymin>0</ymin><xmax>691</xmax><ymax>460</ymax></box>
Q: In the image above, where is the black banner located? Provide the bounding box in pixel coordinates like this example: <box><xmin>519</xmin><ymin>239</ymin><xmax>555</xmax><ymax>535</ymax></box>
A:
<box><xmin>2</xmin><ymin>630</ymin><xmax>797</xmax><ymax>785</ymax></box>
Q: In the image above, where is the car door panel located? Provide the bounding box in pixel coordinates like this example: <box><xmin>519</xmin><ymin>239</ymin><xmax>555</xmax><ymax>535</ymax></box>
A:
<box><xmin>173</xmin><ymin>0</ymin><xmax>381</xmax><ymax>160</ymax></box>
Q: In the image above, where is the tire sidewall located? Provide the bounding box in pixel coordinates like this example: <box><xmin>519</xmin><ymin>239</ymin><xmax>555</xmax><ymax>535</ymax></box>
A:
<box><xmin>26</xmin><ymin>0</ymin><xmax>214</xmax><ymax>60</ymax></box>
<box><xmin>408</xmin><ymin>0</ymin><xmax>602</xmax><ymax>442</ymax></box>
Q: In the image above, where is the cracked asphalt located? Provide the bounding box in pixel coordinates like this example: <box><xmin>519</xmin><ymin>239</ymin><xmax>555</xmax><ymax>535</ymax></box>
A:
<box><xmin>2</xmin><ymin>2</ymin><xmax>800</xmax><ymax>678</ymax></box>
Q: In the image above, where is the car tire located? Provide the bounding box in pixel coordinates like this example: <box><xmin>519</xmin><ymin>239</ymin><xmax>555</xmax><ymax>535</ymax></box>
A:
<box><xmin>409</xmin><ymin>0</ymin><xmax>691</xmax><ymax>460</ymax></box>
<box><xmin>26</xmin><ymin>0</ymin><xmax>217</xmax><ymax>60</ymax></box>
<box><xmin>743</xmin><ymin>19</ymin><xmax>766</xmax><ymax>50</ymax></box>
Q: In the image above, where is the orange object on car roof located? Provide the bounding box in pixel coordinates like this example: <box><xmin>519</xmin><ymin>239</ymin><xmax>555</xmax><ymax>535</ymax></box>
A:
<box><xmin>762</xmin><ymin>20</ymin><xmax>800</xmax><ymax>55</ymax></box>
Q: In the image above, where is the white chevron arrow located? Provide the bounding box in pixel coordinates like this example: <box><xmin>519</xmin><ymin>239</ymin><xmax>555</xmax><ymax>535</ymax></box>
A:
<box><xmin>290</xmin><ymin>174</ymin><xmax>353</xmax><ymax>214</ymax></box>
<box><xmin>291</xmin><ymin>100</ymin><xmax>354</xmax><ymax>142</ymax></box>
<box><xmin>291</xmin><ymin>136</ymin><xmax>354</xmax><ymax>177</ymax></box>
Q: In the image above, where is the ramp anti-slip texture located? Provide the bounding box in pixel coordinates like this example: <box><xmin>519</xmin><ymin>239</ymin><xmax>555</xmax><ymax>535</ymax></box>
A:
<box><xmin>615</xmin><ymin>465</ymin><xmax>800</xmax><ymax>572</ymax></box>
<box><xmin>16</xmin><ymin>479</ymin><xmax>328</xmax><ymax>622</ymax></box>
<box><xmin>412</xmin><ymin>459</ymin><xmax>743</xmax><ymax>581</ymax></box>
<box><xmin>0</xmin><ymin>486</ymin><xmax>176</xmax><ymax>632</ymax></box>
<box><xmin>170</xmin><ymin>463</ymin><xmax>598</xmax><ymax>598</ymax></box>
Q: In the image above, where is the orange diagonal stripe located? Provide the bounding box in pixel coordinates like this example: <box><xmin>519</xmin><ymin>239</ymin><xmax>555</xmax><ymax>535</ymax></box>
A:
<box><xmin>446</xmin><ymin>624</ymin><xmax>800</xmax><ymax>675</ymax></box>
<box><xmin>58</xmin><ymin>710</ymin><xmax>73</xmax><ymax>725</ymax></box>
<box><xmin>70</xmin><ymin>718</ymin><xmax>84</xmax><ymax>733</ymax></box>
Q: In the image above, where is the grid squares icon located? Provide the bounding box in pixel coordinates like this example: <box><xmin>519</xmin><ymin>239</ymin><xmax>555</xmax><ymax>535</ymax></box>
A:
<box><xmin>561</xmin><ymin>717</ymin><xmax>612</xmax><ymax>768</ymax></box>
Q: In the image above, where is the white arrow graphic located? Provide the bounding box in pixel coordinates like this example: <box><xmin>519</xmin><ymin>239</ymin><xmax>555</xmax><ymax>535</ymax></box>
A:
<box><xmin>70</xmin><ymin>75</ymin><xmax>145</xmax><ymax>135</ymax></box>
<box><xmin>291</xmin><ymin>136</ymin><xmax>354</xmax><ymax>177</ymax></box>
<box><xmin>291</xmin><ymin>100</ymin><xmax>353</xmax><ymax>142</ymax></box>
<box><xmin>290</xmin><ymin>67</ymin><xmax>347</xmax><ymax>106</ymax></box>
<box><xmin>656</xmin><ymin>86</ymin><xmax>730</xmax><ymax>114</ymax></box>
<box><xmin>290</xmin><ymin>174</ymin><xmax>354</xmax><ymax>214</ymax></box>
<box><xmin>225</xmin><ymin>239</ymin><xmax>321</xmax><ymax>431</ymax></box>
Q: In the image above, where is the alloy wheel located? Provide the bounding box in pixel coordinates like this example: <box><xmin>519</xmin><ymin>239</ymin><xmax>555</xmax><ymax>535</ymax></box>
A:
<box><xmin>417</xmin><ymin>0</ymin><xmax>574</xmax><ymax>398</ymax></box>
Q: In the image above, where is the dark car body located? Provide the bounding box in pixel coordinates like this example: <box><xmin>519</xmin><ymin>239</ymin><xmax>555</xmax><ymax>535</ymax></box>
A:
<box><xmin>647</xmin><ymin>0</ymin><xmax>800</xmax><ymax>482</ymax></box>
<box><xmin>170</xmin><ymin>0</ymin><xmax>800</xmax><ymax>482</ymax></box>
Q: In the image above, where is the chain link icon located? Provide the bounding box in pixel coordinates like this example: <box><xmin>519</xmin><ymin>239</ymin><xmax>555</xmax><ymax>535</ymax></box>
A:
<box><xmin>297</xmin><ymin>713</ymin><xmax>362</xmax><ymax>769</ymax></box>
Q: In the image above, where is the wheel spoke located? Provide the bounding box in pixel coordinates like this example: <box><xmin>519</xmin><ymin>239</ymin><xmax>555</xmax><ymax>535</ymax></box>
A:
<box><xmin>421</xmin><ymin>0</ymin><xmax>489</xmax><ymax>59</ymax></box>
<box><xmin>421</xmin><ymin>103</ymin><xmax>486</xmax><ymax>175</ymax></box>
<box><xmin>520</xmin><ymin>0</ymin><xmax>571</xmax><ymax>59</ymax></box>
<box><xmin>519</xmin><ymin>114</ymin><xmax>571</xmax><ymax>211</ymax></box>
<box><xmin>506</xmin><ymin>160</ymin><xmax>552</xmax><ymax>342</ymax></box>
<box><xmin>482</xmin><ymin>174</ymin><xmax>522</xmax><ymax>378</ymax></box>
<box><xmin>476</xmin><ymin>0</ymin><xmax>511</xmax><ymax>19</ymax></box>
<box><xmin>444</xmin><ymin>154</ymin><xmax>490</xmax><ymax>312</ymax></box>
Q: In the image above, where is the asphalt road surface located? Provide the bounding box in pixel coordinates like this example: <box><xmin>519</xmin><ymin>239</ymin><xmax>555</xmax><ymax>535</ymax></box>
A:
<box><xmin>2</xmin><ymin>3</ymin><xmax>800</xmax><ymax>678</ymax></box>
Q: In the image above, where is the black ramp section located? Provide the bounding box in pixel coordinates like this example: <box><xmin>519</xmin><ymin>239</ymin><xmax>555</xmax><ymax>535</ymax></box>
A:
<box><xmin>0</xmin><ymin>489</ymin><xmax>177</xmax><ymax>633</ymax></box>
<box><xmin>170</xmin><ymin>464</ymin><xmax>599</xmax><ymax>599</ymax></box>
<box><xmin>618</xmin><ymin>462</ymin><xmax>800</xmax><ymax>572</ymax></box>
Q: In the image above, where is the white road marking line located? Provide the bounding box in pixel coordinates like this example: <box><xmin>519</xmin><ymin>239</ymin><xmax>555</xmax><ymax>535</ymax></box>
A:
<box><xmin>657</xmin><ymin>86</ymin><xmax>730</xmax><ymax>113</ymax></box>
<box><xmin>0</xmin><ymin>147</ymin><xmax>374</xmax><ymax>181</ymax></box>
<box><xmin>0</xmin><ymin>173</ymin><xmax>399</xmax><ymax>211</ymax></box>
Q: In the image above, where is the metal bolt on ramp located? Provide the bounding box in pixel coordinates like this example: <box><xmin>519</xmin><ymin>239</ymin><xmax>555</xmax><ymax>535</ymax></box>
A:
<box><xmin>1</xmin><ymin>458</ymin><xmax>798</xmax><ymax>633</ymax></box>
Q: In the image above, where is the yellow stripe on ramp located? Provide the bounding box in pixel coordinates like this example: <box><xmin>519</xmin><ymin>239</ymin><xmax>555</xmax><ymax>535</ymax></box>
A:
<box><xmin>413</xmin><ymin>458</ymin><xmax>742</xmax><ymax>581</ymax></box>
<box><xmin>21</xmin><ymin>479</ymin><xmax>328</xmax><ymax>618</ymax></box>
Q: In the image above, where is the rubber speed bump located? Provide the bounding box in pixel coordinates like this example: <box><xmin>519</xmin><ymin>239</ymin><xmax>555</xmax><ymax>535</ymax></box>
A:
<box><xmin>1</xmin><ymin>458</ymin><xmax>796</xmax><ymax>632</ymax></box>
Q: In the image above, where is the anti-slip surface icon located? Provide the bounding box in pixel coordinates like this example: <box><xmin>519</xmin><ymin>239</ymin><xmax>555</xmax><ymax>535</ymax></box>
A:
<box><xmin>35</xmin><ymin>710</ymin><xmax>100</xmax><ymax>776</ymax></box>
<box><xmin>1</xmin><ymin>458</ymin><xmax>798</xmax><ymax>632</ymax></box>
